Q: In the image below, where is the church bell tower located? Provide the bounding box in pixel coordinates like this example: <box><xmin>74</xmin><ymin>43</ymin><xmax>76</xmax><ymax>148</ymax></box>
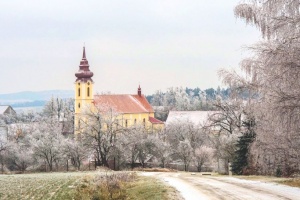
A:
<box><xmin>74</xmin><ymin>46</ymin><xmax>94</xmax><ymax>132</ymax></box>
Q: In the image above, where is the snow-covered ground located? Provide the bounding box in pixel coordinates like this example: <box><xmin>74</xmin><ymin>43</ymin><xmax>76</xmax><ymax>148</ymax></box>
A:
<box><xmin>141</xmin><ymin>172</ymin><xmax>300</xmax><ymax>200</ymax></box>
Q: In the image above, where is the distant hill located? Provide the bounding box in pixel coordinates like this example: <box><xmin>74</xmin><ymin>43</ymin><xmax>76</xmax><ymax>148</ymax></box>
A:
<box><xmin>0</xmin><ymin>90</ymin><xmax>74</xmax><ymax>107</ymax></box>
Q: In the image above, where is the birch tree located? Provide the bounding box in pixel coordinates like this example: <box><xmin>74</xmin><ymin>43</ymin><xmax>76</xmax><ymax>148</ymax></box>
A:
<box><xmin>219</xmin><ymin>0</ymin><xmax>300</xmax><ymax>175</ymax></box>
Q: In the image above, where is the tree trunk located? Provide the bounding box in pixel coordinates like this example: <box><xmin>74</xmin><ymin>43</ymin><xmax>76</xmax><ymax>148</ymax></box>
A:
<box><xmin>162</xmin><ymin>160</ymin><xmax>165</xmax><ymax>168</ymax></box>
<box><xmin>66</xmin><ymin>159</ymin><xmax>69</xmax><ymax>172</ymax></box>
<box><xmin>1</xmin><ymin>156</ymin><xmax>4</xmax><ymax>174</ymax></box>
<box><xmin>197</xmin><ymin>165</ymin><xmax>201</xmax><ymax>172</ymax></box>
<box><xmin>77</xmin><ymin>158</ymin><xmax>81</xmax><ymax>170</ymax></box>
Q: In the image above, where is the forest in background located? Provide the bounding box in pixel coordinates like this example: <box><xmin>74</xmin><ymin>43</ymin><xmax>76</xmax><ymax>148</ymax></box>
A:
<box><xmin>146</xmin><ymin>87</ymin><xmax>231</xmax><ymax>111</ymax></box>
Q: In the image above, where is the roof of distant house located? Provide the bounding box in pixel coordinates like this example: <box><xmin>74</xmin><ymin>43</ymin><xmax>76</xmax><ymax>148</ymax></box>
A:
<box><xmin>149</xmin><ymin>116</ymin><xmax>164</xmax><ymax>124</ymax></box>
<box><xmin>93</xmin><ymin>94</ymin><xmax>154</xmax><ymax>114</ymax></box>
<box><xmin>0</xmin><ymin>105</ymin><xmax>16</xmax><ymax>115</ymax></box>
<box><xmin>166</xmin><ymin>111</ymin><xmax>218</xmax><ymax>126</ymax></box>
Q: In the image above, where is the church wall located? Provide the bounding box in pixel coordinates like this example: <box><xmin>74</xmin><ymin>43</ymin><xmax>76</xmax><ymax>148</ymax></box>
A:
<box><xmin>120</xmin><ymin>112</ymin><xmax>153</xmax><ymax>128</ymax></box>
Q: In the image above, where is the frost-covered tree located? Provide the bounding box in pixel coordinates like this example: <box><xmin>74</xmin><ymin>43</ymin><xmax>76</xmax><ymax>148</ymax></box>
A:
<box><xmin>193</xmin><ymin>146</ymin><xmax>214</xmax><ymax>172</ymax></box>
<box><xmin>79</xmin><ymin>103</ymin><xmax>123</xmax><ymax>167</ymax></box>
<box><xmin>6</xmin><ymin>141</ymin><xmax>34</xmax><ymax>172</ymax></box>
<box><xmin>177</xmin><ymin>140</ymin><xmax>193</xmax><ymax>171</ymax></box>
<box><xmin>64</xmin><ymin>139</ymin><xmax>88</xmax><ymax>171</ymax></box>
<box><xmin>166</xmin><ymin>119</ymin><xmax>205</xmax><ymax>150</ymax></box>
<box><xmin>153</xmin><ymin>138</ymin><xmax>173</xmax><ymax>168</ymax></box>
<box><xmin>0</xmin><ymin>127</ymin><xmax>8</xmax><ymax>173</ymax></box>
<box><xmin>121</xmin><ymin>128</ymin><xmax>141</xmax><ymax>169</ymax></box>
<box><xmin>120</xmin><ymin>127</ymin><xmax>156</xmax><ymax>169</ymax></box>
<box><xmin>29</xmin><ymin>118</ymin><xmax>65</xmax><ymax>171</ymax></box>
<box><xmin>43</xmin><ymin>97</ymin><xmax>74</xmax><ymax>134</ymax></box>
<box><xmin>219</xmin><ymin>0</ymin><xmax>300</xmax><ymax>175</ymax></box>
<box><xmin>151</xmin><ymin>90</ymin><xmax>164</xmax><ymax>106</ymax></box>
<box><xmin>166</xmin><ymin>120</ymin><xmax>208</xmax><ymax>171</ymax></box>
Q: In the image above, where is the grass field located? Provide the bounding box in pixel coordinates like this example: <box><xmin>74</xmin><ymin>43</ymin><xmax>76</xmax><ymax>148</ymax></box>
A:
<box><xmin>0</xmin><ymin>171</ymin><xmax>181</xmax><ymax>200</ymax></box>
<box><xmin>0</xmin><ymin>172</ymin><xmax>88</xmax><ymax>199</ymax></box>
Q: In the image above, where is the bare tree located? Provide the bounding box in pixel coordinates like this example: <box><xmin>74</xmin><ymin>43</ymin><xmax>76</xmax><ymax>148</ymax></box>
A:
<box><xmin>153</xmin><ymin>138</ymin><xmax>173</xmax><ymax>168</ymax></box>
<box><xmin>30</xmin><ymin>118</ymin><xmax>65</xmax><ymax>171</ymax></box>
<box><xmin>0</xmin><ymin>130</ymin><xmax>8</xmax><ymax>173</ymax></box>
<box><xmin>177</xmin><ymin>139</ymin><xmax>193</xmax><ymax>171</ymax></box>
<box><xmin>121</xmin><ymin>128</ymin><xmax>141</xmax><ymax>169</ymax></box>
<box><xmin>6</xmin><ymin>141</ymin><xmax>34</xmax><ymax>172</ymax></box>
<box><xmin>64</xmin><ymin>138</ymin><xmax>88</xmax><ymax>171</ymax></box>
<box><xmin>43</xmin><ymin>97</ymin><xmax>74</xmax><ymax>134</ymax></box>
<box><xmin>193</xmin><ymin>146</ymin><xmax>214</xmax><ymax>172</ymax></box>
<box><xmin>79</xmin><ymin>103</ymin><xmax>123</xmax><ymax>167</ymax></box>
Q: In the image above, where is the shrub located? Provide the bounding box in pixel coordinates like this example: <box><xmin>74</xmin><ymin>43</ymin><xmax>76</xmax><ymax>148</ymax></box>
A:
<box><xmin>74</xmin><ymin>172</ymin><xmax>136</xmax><ymax>200</ymax></box>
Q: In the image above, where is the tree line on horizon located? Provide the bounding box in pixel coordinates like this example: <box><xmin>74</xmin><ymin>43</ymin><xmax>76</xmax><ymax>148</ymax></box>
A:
<box><xmin>146</xmin><ymin>87</ymin><xmax>231</xmax><ymax>111</ymax></box>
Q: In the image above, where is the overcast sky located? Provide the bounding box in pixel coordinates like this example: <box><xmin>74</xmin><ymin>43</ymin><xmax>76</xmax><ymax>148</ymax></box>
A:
<box><xmin>0</xmin><ymin>0</ymin><xmax>260</xmax><ymax>95</ymax></box>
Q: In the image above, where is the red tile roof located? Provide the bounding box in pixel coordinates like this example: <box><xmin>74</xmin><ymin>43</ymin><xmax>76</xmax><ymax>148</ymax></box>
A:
<box><xmin>94</xmin><ymin>94</ymin><xmax>154</xmax><ymax>114</ymax></box>
<box><xmin>149</xmin><ymin>116</ymin><xmax>164</xmax><ymax>124</ymax></box>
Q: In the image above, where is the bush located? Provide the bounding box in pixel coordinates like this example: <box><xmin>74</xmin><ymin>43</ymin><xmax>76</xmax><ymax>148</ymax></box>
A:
<box><xmin>74</xmin><ymin>172</ymin><xmax>136</xmax><ymax>200</ymax></box>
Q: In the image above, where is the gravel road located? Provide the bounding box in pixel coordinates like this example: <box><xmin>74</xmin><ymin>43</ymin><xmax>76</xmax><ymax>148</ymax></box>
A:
<box><xmin>141</xmin><ymin>172</ymin><xmax>300</xmax><ymax>200</ymax></box>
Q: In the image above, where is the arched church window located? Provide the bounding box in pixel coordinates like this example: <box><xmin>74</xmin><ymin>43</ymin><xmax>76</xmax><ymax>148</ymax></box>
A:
<box><xmin>78</xmin><ymin>103</ymin><xmax>80</xmax><ymax>108</ymax></box>
<box><xmin>125</xmin><ymin>119</ymin><xmax>128</xmax><ymax>128</ymax></box>
<box><xmin>78</xmin><ymin>88</ymin><xmax>81</xmax><ymax>97</ymax></box>
<box><xmin>143</xmin><ymin>118</ymin><xmax>146</xmax><ymax>127</ymax></box>
<box><xmin>87</xmin><ymin>87</ymin><xmax>90</xmax><ymax>97</ymax></box>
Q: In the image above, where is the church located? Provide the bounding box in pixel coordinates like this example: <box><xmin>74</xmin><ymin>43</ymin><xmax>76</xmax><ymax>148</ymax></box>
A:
<box><xmin>74</xmin><ymin>47</ymin><xmax>164</xmax><ymax>133</ymax></box>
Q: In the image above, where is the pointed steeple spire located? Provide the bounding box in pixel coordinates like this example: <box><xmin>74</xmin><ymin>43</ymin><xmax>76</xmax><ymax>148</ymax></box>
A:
<box><xmin>75</xmin><ymin>46</ymin><xmax>94</xmax><ymax>82</ymax></box>
<box><xmin>82</xmin><ymin>46</ymin><xmax>86</xmax><ymax>60</ymax></box>
<box><xmin>138</xmin><ymin>84</ymin><xmax>142</xmax><ymax>96</ymax></box>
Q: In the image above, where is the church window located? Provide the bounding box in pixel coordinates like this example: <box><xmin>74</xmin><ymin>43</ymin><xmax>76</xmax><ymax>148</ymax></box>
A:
<box><xmin>78</xmin><ymin>103</ymin><xmax>80</xmax><ymax>108</ymax></box>
<box><xmin>134</xmin><ymin>119</ymin><xmax>137</xmax><ymax>124</ymax></box>
<box><xmin>87</xmin><ymin>87</ymin><xmax>90</xmax><ymax>97</ymax></box>
<box><xmin>78</xmin><ymin>88</ymin><xmax>81</xmax><ymax>97</ymax></box>
<box><xmin>125</xmin><ymin>119</ymin><xmax>128</xmax><ymax>128</ymax></box>
<box><xmin>143</xmin><ymin>118</ymin><xmax>146</xmax><ymax>127</ymax></box>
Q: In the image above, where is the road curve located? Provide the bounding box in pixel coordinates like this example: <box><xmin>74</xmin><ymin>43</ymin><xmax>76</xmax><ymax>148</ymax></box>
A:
<box><xmin>141</xmin><ymin>172</ymin><xmax>300</xmax><ymax>200</ymax></box>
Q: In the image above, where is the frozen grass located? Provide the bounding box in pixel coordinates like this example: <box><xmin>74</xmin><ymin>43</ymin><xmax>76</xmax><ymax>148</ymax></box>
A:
<box><xmin>0</xmin><ymin>171</ymin><xmax>99</xmax><ymax>200</ymax></box>
<box><xmin>0</xmin><ymin>171</ymin><xmax>182</xmax><ymax>200</ymax></box>
<box><xmin>126</xmin><ymin>176</ymin><xmax>182</xmax><ymax>200</ymax></box>
<box><xmin>74</xmin><ymin>172</ymin><xmax>182</xmax><ymax>200</ymax></box>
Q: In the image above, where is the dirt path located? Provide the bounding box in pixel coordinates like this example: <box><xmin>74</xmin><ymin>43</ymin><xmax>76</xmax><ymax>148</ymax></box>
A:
<box><xmin>141</xmin><ymin>172</ymin><xmax>300</xmax><ymax>200</ymax></box>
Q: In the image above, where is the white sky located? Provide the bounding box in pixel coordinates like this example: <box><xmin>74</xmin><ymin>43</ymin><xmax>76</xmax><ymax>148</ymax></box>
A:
<box><xmin>0</xmin><ymin>0</ymin><xmax>260</xmax><ymax>95</ymax></box>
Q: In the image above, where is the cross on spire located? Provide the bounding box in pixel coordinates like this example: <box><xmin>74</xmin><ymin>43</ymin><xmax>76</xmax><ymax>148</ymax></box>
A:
<box><xmin>82</xmin><ymin>46</ymin><xmax>86</xmax><ymax>60</ymax></box>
